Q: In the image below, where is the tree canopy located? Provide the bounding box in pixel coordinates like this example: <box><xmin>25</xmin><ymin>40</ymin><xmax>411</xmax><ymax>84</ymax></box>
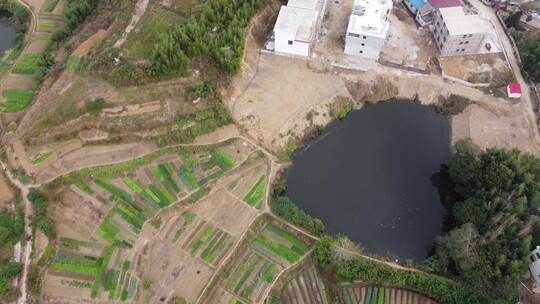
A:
<box><xmin>429</xmin><ymin>139</ymin><xmax>540</xmax><ymax>303</ymax></box>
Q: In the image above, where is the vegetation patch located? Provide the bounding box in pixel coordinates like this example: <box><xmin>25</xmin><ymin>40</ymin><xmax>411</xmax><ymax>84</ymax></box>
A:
<box><xmin>1</xmin><ymin>89</ymin><xmax>34</xmax><ymax>112</ymax></box>
<box><xmin>243</xmin><ymin>175</ymin><xmax>266</xmax><ymax>208</ymax></box>
<box><xmin>12</xmin><ymin>53</ymin><xmax>43</xmax><ymax>75</ymax></box>
<box><xmin>31</xmin><ymin>151</ymin><xmax>55</xmax><ymax>165</ymax></box>
<box><xmin>43</xmin><ymin>0</ymin><xmax>60</xmax><ymax>12</ymax></box>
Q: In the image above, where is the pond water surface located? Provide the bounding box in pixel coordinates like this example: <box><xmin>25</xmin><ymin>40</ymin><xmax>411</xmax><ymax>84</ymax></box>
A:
<box><xmin>285</xmin><ymin>101</ymin><xmax>450</xmax><ymax>261</ymax></box>
<box><xmin>0</xmin><ymin>10</ymin><xmax>16</xmax><ymax>58</ymax></box>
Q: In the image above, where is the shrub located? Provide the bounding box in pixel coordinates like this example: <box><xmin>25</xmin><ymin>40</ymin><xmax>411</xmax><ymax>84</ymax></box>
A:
<box><xmin>270</xmin><ymin>196</ymin><xmax>325</xmax><ymax>236</ymax></box>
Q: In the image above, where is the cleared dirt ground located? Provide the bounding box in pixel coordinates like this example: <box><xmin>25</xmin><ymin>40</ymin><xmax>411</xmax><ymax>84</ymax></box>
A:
<box><xmin>439</xmin><ymin>53</ymin><xmax>512</xmax><ymax>84</ymax></box>
<box><xmin>381</xmin><ymin>6</ymin><xmax>437</xmax><ymax>70</ymax></box>
<box><xmin>229</xmin><ymin>52</ymin><xmax>539</xmax><ymax>154</ymax></box>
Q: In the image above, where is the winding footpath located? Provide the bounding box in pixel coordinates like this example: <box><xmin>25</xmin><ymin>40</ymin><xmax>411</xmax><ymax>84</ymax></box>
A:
<box><xmin>0</xmin><ymin>161</ymin><xmax>34</xmax><ymax>304</ymax></box>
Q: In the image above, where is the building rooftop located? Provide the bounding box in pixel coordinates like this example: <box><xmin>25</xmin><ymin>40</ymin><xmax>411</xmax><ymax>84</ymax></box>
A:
<box><xmin>428</xmin><ymin>0</ymin><xmax>461</xmax><ymax>8</ymax></box>
<box><xmin>287</xmin><ymin>0</ymin><xmax>321</xmax><ymax>11</ymax></box>
<box><xmin>347</xmin><ymin>0</ymin><xmax>392</xmax><ymax>38</ymax></box>
<box><xmin>439</xmin><ymin>6</ymin><xmax>493</xmax><ymax>35</ymax></box>
<box><xmin>274</xmin><ymin>6</ymin><xmax>318</xmax><ymax>42</ymax></box>
<box><xmin>508</xmin><ymin>82</ymin><xmax>522</xmax><ymax>94</ymax></box>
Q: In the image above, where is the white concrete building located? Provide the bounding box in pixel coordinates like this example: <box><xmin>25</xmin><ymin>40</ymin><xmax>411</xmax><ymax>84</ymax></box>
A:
<box><xmin>529</xmin><ymin>246</ymin><xmax>540</xmax><ymax>293</ymax></box>
<box><xmin>344</xmin><ymin>0</ymin><xmax>393</xmax><ymax>59</ymax></box>
<box><xmin>273</xmin><ymin>0</ymin><xmax>324</xmax><ymax>57</ymax></box>
<box><xmin>432</xmin><ymin>6</ymin><xmax>494</xmax><ymax>56</ymax></box>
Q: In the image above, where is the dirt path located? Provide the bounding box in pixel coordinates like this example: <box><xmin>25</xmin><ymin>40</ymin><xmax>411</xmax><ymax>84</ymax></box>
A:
<box><xmin>1</xmin><ymin>160</ymin><xmax>33</xmax><ymax>304</ymax></box>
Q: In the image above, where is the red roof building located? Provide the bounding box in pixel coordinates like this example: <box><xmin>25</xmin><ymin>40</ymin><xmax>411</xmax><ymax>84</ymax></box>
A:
<box><xmin>507</xmin><ymin>82</ymin><xmax>522</xmax><ymax>98</ymax></box>
<box><xmin>428</xmin><ymin>0</ymin><xmax>462</xmax><ymax>8</ymax></box>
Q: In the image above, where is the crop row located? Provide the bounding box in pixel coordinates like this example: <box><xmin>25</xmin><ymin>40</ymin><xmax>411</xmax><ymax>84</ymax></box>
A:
<box><xmin>243</xmin><ymin>175</ymin><xmax>266</xmax><ymax>208</ymax></box>
<box><xmin>265</xmin><ymin>224</ymin><xmax>307</xmax><ymax>254</ymax></box>
<box><xmin>200</xmin><ymin>230</ymin><xmax>233</xmax><ymax>264</ymax></box>
<box><xmin>95</xmin><ymin>178</ymin><xmax>133</xmax><ymax>203</ymax></box>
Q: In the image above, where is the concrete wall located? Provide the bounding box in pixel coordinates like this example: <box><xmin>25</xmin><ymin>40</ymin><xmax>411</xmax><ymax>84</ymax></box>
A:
<box><xmin>344</xmin><ymin>33</ymin><xmax>385</xmax><ymax>60</ymax></box>
<box><xmin>274</xmin><ymin>31</ymin><xmax>311</xmax><ymax>57</ymax></box>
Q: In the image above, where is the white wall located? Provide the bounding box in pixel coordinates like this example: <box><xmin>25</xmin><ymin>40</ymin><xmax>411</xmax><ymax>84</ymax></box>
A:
<box><xmin>275</xmin><ymin>31</ymin><xmax>311</xmax><ymax>57</ymax></box>
<box><xmin>344</xmin><ymin>33</ymin><xmax>385</xmax><ymax>60</ymax></box>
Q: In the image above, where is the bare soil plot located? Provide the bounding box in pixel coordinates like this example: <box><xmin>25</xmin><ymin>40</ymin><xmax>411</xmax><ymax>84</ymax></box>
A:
<box><xmin>380</xmin><ymin>7</ymin><xmax>437</xmax><ymax>70</ymax></box>
<box><xmin>452</xmin><ymin>103</ymin><xmax>535</xmax><ymax>154</ymax></box>
<box><xmin>228</xmin><ymin>162</ymin><xmax>268</xmax><ymax>199</ymax></box>
<box><xmin>0</xmin><ymin>173</ymin><xmax>14</xmax><ymax>206</ymax></box>
<box><xmin>42</xmin><ymin>274</ymin><xmax>93</xmax><ymax>300</ymax></box>
<box><xmin>72</xmin><ymin>29</ymin><xmax>107</xmax><ymax>57</ymax></box>
<box><xmin>338</xmin><ymin>283</ymin><xmax>438</xmax><ymax>304</ymax></box>
<box><xmin>281</xmin><ymin>262</ymin><xmax>325</xmax><ymax>304</ymax></box>
<box><xmin>49</xmin><ymin>187</ymin><xmax>110</xmax><ymax>240</ymax></box>
<box><xmin>192</xmin><ymin>189</ymin><xmax>260</xmax><ymax>236</ymax></box>
<box><xmin>138</xmin><ymin>238</ymin><xmax>215</xmax><ymax>303</ymax></box>
<box><xmin>229</xmin><ymin>53</ymin><xmax>349</xmax><ymax>150</ymax></box>
<box><xmin>439</xmin><ymin>53</ymin><xmax>512</xmax><ymax>84</ymax></box>
<box><xmin>34</xmin><ymin>141</ymin><xmax>156</xmax><ymax>183</ymax></box>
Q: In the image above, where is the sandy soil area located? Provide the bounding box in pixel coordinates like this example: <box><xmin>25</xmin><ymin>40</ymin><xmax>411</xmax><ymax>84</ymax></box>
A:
<box><xmin>228</xmin><ymin>52</ymin><xmax>538</xmax><ymax>155</ymax></box>
<box><xmin>439</xmin><ymin>53</ymin><xmax>512</xmax><ymax>84</ymax></box>
<box><xmin>192</xmin><ymin>189</ymin><xmax>260</xmax><ymax>236</ymax></box>
<box><xmin>0</xmin><ymin>173</ymin><xmax>14</xmax><ymax>207</ymax></box>
<box><xmin>381</xmin><ymin>6</ymin><xmax>437</xmax><ymax>70</ymax></box>
<box><xmin>72</xmin><ymin>29</ymin><xmax>107</xmax><ymax>57</ymax></box>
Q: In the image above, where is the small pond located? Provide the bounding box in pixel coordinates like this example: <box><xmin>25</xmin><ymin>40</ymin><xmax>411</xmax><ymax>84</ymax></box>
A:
<box><xmin>0</xmin><ymin>10</ymin><xmax>16</xmax><ymax>58</ymax></box>
<box><xmin>285</xmin><ymin>101</ymin><xmax>450</xmax><ymax>261</ymax></box>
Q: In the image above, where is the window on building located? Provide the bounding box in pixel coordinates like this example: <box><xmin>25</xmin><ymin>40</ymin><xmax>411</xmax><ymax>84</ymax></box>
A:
<box><xmin>536</xmin><ymin>252</ymin><xmax>540</xmax><ymax>259</ymax></box>
<box><xmin>360</xmin><ymin>50</ymin><xmax>363</xmax><ymax>54</ymax></box>
<box><xmin>463</xmin><ymin>34</ymin><xmax>467</xmax><ymax>38</ymax></box>
<box><xmin>461</xmin><ymin>48</ymin><xmax>465</xmax><ymax>51</ymax></box>
<box><xmin>459</xmin><ymin>42</ymin><xmax>463</xmax><ymax>45</ymax></box>
<box><xmin>363</xmin><ymin>36</ymin><xmax>367</xmax><ymax>39</ymax></box>
<box><xmin>349</xmin><ymin>33</ymin><xmax>360</xmax><ymax>38</ymax></box>
<box><xmin>465</xmin><ymin>41</ymin><xmax>469</xmax><ymax>44</ymax></box>
<box><xmin>361</xmin><ymin>43</ymin><xmax>365</xmax><ymax>46</ymax></box>
<box><xmin>288</xmin><ymin>40</ymin><xmax>293</xmax><ymax>45</ymax></box>
<box><xmin>456</xmin><ymin>49</ymin><xmax>460</xmax><ymax>52</ymax></box>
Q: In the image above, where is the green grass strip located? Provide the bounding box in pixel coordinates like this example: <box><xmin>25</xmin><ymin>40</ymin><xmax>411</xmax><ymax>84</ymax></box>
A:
<box><xmin>201</xmin><ymin>230</ymin><xmax>224</xmax><ymax>262</ymax></box>
<box><xmin>13</xmin><ymin>53</ymin><xmax>42</xmax><ymax>74</ymax></box>
<box><xmin>44</xmin><ymin>0</ymin><xmax>60</xmax><ymax>12</ymax></box>
<box><xmin>31</xmin><ymin>151</ymin><xmax>55</xmax><ymax>164</ymax></box>
<box><xmin>265</xmin><ymin>224</ymin><xmax>307</xmax><ymax>253</ymax></box>
<box><xmin>97</xmin><ymin>218</ymin><xmax>119</xmax><ymax>242</ymax></box>
<box><xmin>95</xmin><ymin>178</ymin><xmax>133</xmax><ymax>203</ymax></box>
<box><xmin>123</xmin><ymin>177</ymin><xmax>143</xmax><ymax>193</ymax></box>
<box><xmin>91</xmin><ymin>246</ymin><xmax>114</xmax><ymax>298</ymax></box>
<box><xmin>377</xmin><ymin>287</ymin><xmax>385</xmax><ymax>304</ymax></box>
<box><xmin>74</xmin><ymin>179</ymin><xmax>93</xmax><ymax>194</ymax></box>
<box><xmin>1</xmin><ymin>89</ymin><xmax>34</xmax><ymax>112</ymax></box>
<box><xmin>64</xmin><ymin>55</ymin><xmax>83</xmax><ymax>73</ymax></box>
<box><xmin>254</xmin><ymin>235</ymin><xmax>301</xmax><ymax>263</ymax></box>
<box><xmin>243</xmin><ymin>175</ymin><xmax>266</xmax><ymax>207</ymax></box>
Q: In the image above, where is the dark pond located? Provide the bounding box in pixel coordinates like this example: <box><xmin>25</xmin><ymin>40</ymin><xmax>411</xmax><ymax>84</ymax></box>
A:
<box><xmin>0</xmin><ymin>10</ymin><xmax>16</xmax><ymax>58</ymax></box>
<box><xmin>285</xmin><ymin>101</ymin><xmax>450</xmax><ymax>262</ymax></box>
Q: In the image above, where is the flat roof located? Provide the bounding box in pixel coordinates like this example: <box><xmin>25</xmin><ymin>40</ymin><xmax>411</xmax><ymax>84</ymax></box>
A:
<box><xmin>287</xmin><ymin>0</ymin><xmax>320</xmax><ymax>11</ymax></box>
<box><xmin>439</xmin><ymin>6</ymin><xmax>493</xmax><ymax>35</ymax></box>
<box><xmin>347</xmin><ymin>0</ymin><xmax>392</xmax><ymax>37</ymax></box>
<box><xmin>274</xmin><ymin>6</ymin><xmax>318</xmax><ymax>42</ymax></box>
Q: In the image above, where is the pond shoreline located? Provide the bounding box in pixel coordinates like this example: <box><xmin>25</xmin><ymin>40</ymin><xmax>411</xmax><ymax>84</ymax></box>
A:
<box><xmin>284</xmin><ymin>101</ymin><xmax>450</xmax><ymax>262</ymax></box>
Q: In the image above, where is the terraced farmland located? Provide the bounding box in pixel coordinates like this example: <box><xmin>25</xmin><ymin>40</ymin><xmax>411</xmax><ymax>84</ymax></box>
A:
<box><xmin>42</xmin><ymin>143</ymin><xmax>246</xmax><ymax>302</ymax></box>
<box><xmin>339</xmin><ymin>284</ymin><xmax>439</xmax><ymax>304</ymax></box>
<box><xmin>206</xmin><ymin>220</ymin><xmax>312</xmax><ymax>304</ymax></box>
<box><xmin>281</xmin><ymin>262</ymin><xmax>326</xmax><ymax>304</ymax></box>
